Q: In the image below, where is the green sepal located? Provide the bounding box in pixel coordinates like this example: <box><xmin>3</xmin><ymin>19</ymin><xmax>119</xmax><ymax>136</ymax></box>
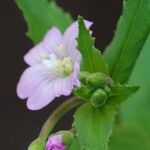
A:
<box><xmin>28</xmin><ymin>138</ymin><xmax>45</xmax><ymax>150</ymax></box>
<box><xmin>78</xmin><ymin>71</ymin><xmax>90</xmax><ymax>85</ymax></box>
<box><xmin>73</xmin><ymin>85</ymin><xmax>92</xmax><ymax>100</ymax></box>
<box><xmin>90</xmin><ymin>89</ymin><xmax>107</xmax><ymax>107</ymax></box>
<box><xmin>104</xmin><ymin>85</ymin><xmax>111</xmax><ymax>95</ymax></box>
<box><xmin>57</xmin><ymin>131</ymin><xmax>74</xmax><ymax>146</ymax></box>
<box><xmin>108</xmin><ymin>83</ymin><xmax>140</xmax><ymax>106</ymax></box>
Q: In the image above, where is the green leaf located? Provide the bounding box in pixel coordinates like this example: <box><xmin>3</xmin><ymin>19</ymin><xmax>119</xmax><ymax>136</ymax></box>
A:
<box><xmin>77</xmin><ymin>16</ymin><xmax>109</xmax><ymax>74</ymax></box>
<box><xmin>74</xmin><ymin>103</ymin><xmax>116</xmax><ymax>150</ymax></box>
<box><xmin>108</xmin><ymin>84</ymin><xmax>139</xmax><ymax>106</ymax></box>
<box><xmin>122</xmin><ymin>34</ymin><xmax>150</xmax><ymax>136</ymax></box>
<box><xmin>69</xmin><ymin>137</ymin><xmax>81</xmax><ymax>150</ymax></box>
<box><xmin>15</xmin><ymin>0</ymin><xmax>73</xmax><ymax>44</ymax></box>
<box><xmin>109</xmin><ymin>124</ymin><xmax>150</xmax><ymax>150</ymax></box>
<box><xmin>74</xmin><ymin>84</ymin><xmax>138</xmax><ymax>150</ymax></box>
<box><xmin>104</xmin><ymin>0</ymin><xmax>150</xmax><ymax>83</ymax></box>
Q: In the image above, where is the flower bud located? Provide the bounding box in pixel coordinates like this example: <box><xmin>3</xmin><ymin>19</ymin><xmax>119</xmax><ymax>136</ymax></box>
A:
<box><xmin>90</xmin><ymin>89</ymin><xmax>107</xmax><ymax>107</ymax></box>
<box><xmin>57</xmin><ymin>131</ymin><xmax>74</xmax><ymax>146</ymax></box>
<box><xmin>78</xmin><ymin>71</ymin><xmax>90</xmax><ymax>85</ymax></box>
<box><xmin>73</xmin><ymin>85</ymin><xmax>91</xmax><ymax>100</ymax></box>
<box><xmin>28</xmin><ymin>138</ymin><xmax>45</xmax><ymax>150</ymax></box>
<box><xmin>104</xmin><ymin>85</ymin><xmax>111</xmax><ymax>95</ymax></box>
<box><xmin>46</xmin><ymin>131</ymin><xmax>73</xmax><ymax>150</ymax></box>
<box><xmin>86</xmin><ymin>72</ymin><xmax>107</xmax><ymax>89</ymax></box>
<box><xmin>46</xmin><ymin>134</ymin><xmax>66</xmax><ymax>150</ymax></box>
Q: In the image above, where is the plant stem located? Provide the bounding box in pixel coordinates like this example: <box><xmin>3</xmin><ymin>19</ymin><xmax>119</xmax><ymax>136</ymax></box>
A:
<box><xmin>39</xmin><ymin>96</ymin><xmax>81</xmax><ymax>141</ymax></box>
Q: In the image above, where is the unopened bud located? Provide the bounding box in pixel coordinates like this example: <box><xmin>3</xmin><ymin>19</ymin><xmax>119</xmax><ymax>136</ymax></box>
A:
<box><xmin>78</xmin><ymin>71</ymin><xmax>90</xmax><ymax>85</ymax></box>
<box><xmin>46</xmin><ymin>134</ymin><xmax>66</xmax><ymax>150</ymax></box>
<box><xmin>28</xmin><ymin>138</ymin><xmax>45</xmax><ymax>150</ymax></box>
<box><xmin>73</xmin><ymin>85</ymin><xmax>91</xmax><ymax>100</ymax></box>
<box><xmin>57</xmin><ymin>131</ymin><xmax>74</xmax><ymax>146</ymax></box>
<box><xmin>104</xmin><ymin>85</ymin><xmax>111</xmax><ymax>95</ymax></box>
<box><xmin>86</xmin><ymin>72</ymin><xmax>107</xmax><ymax>89</ymax></box>
<box><xmin>90</xmin><ymin>89</ymin><xmax>107</xmax><ymax>107</ymax></box>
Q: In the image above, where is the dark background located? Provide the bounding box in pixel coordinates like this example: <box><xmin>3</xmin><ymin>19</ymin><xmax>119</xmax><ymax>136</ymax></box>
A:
<box><xmin>0</xmin><ymin>0</ymin><xmax>122</xmax><ymax>149</ymax></box>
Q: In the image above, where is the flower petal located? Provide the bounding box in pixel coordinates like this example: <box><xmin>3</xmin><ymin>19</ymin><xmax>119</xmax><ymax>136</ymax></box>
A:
<box><xmin>64</xmin><ymin>20</ymin><xmax>93</xmax><ymax>44</ymax></box>
<box><xmin>24</xmin><ymin>27</ymin><xmax>62</xmax><ymax>66</ymax></box>
<box><xmin>26</xmin><ymin>79</ymin><xmax>56</xmax><ymax>110</ymax></box>
<box><xmin>42</xmin><ymin>27</ymin><xmax>62</xmax><ymax>52</ymax></box>
<box><xmin>53</xmin><ymin>77</ymin><xmax>73</xmax><ymax>97</ymax></box>
<box><xmin>62</xmin><ymin>20</ymin><xmax>92</xmax><ymax>60</ymax></box>
<box><xmin>17</xmin><ymin>65</ymin><xmax>56</xmax><ymax>99</ymax></box>
<box><xmin>46</xmin><ymin>135</ymin><xmax>66</xmax><ymax>150</ymax></box>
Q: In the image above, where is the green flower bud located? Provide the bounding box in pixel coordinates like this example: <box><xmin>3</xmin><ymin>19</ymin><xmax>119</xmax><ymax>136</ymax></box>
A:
<box><xmin>28</xmin><ymin>138</ymin><xmax>45</xmax><ymax>150</ymax></box>
<box><xmin>90</xmin><ymin>89</ymin><xmax>107</xmax><ymax>107</ymax></box>
<box><xmin>78</xmin><ymin>71</ymin><xmax>90</xmax><ymax>85</ymax></box>
<box><xmin>105</xmin><ymin>76</ymin><xmax>114</xmax><ymax>86</ymax></box>
<box><xmin>86</xmin><ymin>72</ymin><xmax>107</xmax><ymax>89</ymax></box>
<box><xmin>104</xmin><ymin>85</ymin><xmax>111</xmax><ymax>95</ymax></box>
<box><xmin>57</xmin><ymin>130</ymin><xmax>74</xmax><ymax>146</ymax></box>
<box><xmin>73</xmin><ymin>85</ymin><xmax>91</xmax><ymax>100</ymax></box>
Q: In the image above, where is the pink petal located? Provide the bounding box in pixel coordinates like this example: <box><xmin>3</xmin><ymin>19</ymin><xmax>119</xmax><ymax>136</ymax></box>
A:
<box><xmin>46</xmin><ymin>135</ymin><xmax>66</xmax><ymax>150</ymax></box>
<box><xmin>26</xmin><ymin>79</ymin><xmax>56</xmax><ymax>110</ymax></box>
<box><xmin>42</xmin><ymin>27</ymin><xmax>62</xmax><ymax>52</ymax></box>
<box><xmin>50</xmin><ymin>135</ymin><xmax>62</xmax><ymax>145</ymax></box>
<box><xmin>62</xmin><ymin>20</ymin><xmax>92</xmax><ymax>61</ymax></box>
<box><xmin>27</xmin><ymin>77</ymin><xmax>74</xmax><ymax>110</ymax></box>
<box><xmin>17</xmin><ymin>65</ymin><xmax>56</xmax><ymax>99</ymax></box>
<box><xmin>53</xmin><ymin>78</ymin><xmax>73</xmax><ymax>97</ymax></box>
<box><xmin>24</xmin><ymin>27</ymin><xmax>62</xmax><ymax>66</ymax></box>
<box><xmin>64</xmin><ymin>20</ymin><xmax>93</xmax><ymax>40</ymax></box>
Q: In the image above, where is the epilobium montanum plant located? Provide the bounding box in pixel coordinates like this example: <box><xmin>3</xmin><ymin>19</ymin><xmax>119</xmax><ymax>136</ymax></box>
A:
<box><xmin>15</xmin><ymin>0</ymin><xmax>150</xmax><ymax>150</ymax></box>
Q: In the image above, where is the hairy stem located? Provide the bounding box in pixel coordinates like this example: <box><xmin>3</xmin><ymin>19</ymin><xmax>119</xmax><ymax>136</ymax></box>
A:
<box><xmin>39</xmin><ymin>96</ymin><xmax>81</xmax><ymax>141</ymax></box>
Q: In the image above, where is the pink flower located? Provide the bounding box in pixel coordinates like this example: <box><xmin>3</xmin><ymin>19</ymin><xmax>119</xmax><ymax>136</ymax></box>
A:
<box><xmin>46</xmin><ymin>135</ymin><xmax>66</xmax><ymax>150</ymax></box>
<box><xmin>17</xmin><ymin>21</ymin><xmax>92</xmax><ymax>110</ymax></box>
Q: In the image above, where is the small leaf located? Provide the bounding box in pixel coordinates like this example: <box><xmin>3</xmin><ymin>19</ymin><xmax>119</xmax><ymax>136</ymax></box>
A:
<box><xmin>77</xmin><ymin>16</ymin><xmax>109</xmax><ymax>74</ymax></box>
<box><xmin>108</xmin><ymin>84</ymin><xmax>139</xmax><ymax>106</ymax></box>
<box><xmin>104</xmin><ymin>0</ymin><xmax>150</xmax><ymax>83</ymax></box>
<box><xmin>15</xmin><ymin>0</ymin><xmax>73</xmax><ymax>43</ymax></box>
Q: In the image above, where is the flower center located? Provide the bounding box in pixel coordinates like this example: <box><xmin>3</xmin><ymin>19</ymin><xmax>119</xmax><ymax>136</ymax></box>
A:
<box><xmin>39</xmin><ymin>53</ymin><xmax>73</xmax><ymax>77</ymax></box>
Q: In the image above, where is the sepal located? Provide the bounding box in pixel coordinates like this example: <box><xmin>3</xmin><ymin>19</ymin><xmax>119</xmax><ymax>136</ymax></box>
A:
<box><xmin>28</xmin><ymin>138</ymin><xmax>45</xmax><ymax>150</ymax></box>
